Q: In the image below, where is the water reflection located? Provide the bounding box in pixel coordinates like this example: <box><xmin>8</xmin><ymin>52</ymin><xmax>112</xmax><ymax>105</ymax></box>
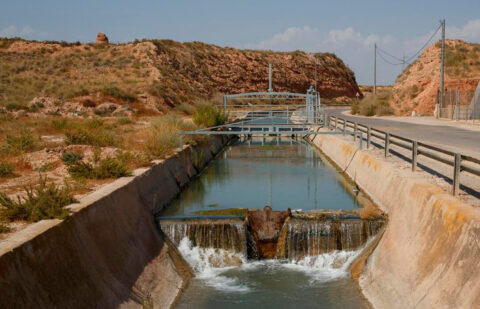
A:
<box><xmin>162</xmin><ymin>137</ymin><xmax>360</xmax><ymax>217</ymax></box>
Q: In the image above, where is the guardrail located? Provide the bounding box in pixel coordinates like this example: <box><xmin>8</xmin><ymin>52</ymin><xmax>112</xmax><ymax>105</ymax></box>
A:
<box><xmin>327</xmin><ymin>115</ymin><xmax>480</xmax><ymax>196</ymax></box>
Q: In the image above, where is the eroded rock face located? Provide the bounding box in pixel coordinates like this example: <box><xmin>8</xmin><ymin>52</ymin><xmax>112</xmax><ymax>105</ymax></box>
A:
<box><xmin>95</xmin><ymin>32</ymin><xmax>109</xmax><ymax>45</ymax></box>
<box><xmin>0</xmin><ymin>38</ymin><xmax>362</xmax><ymax>110</ymax></box>
<box><xmin>391</xmin><ymin>40</ymin><xmax>480</xmax><ymax>115</ymax></box>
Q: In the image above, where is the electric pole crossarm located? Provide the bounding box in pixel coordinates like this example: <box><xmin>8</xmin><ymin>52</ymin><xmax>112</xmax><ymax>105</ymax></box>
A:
<box><xmin>374</xmin><ymin>43</ymin><xmax>377</xmax><ymax>95</ymax></box>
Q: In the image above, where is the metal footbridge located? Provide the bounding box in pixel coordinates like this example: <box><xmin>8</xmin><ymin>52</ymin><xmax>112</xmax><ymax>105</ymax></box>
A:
<box><xmin>179</xmin><ymin>64</ymin><xmax>363</xmax><ymax>147</ymax></box>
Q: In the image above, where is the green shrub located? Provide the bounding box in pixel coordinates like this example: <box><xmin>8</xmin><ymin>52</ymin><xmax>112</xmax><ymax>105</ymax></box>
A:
<box><xmin>102</xmin><ymin>87</ymin><xmax>136</xmax><ymax>102</ymax></box>
<box><xmin>61</xmin><ymin>153</ymin><xmax>83</xmax><ymax>165</ymax></box>
<box><xmin>5</xmin><ymin>103</ymin><xmax>28</xmax><ymax>111</ymax></box>
<box><xmin>0</xmin><ymin>162</ymin><xmax>14</xmax><ymax>177</ymax></box>
<box><xmin>67</xmin><ymin>161</ymin><xmax>94</xmax><ymax>178</ymax></box>
<box><xmin>51</xmin><ymin>118</ymin><xmax>70</xmax><ymax>130</ymax></box>
<box><xmin>6</xmin><ymin>130</ymin><xmax>36</xmax><ymax>152</ymax></box>
<box><xmin>0</xmin><ymin>176</ymin><xmax>77</xmax><ymax>222</ymax></box>
<box><xmin>351</xmin><ymin>91</ymin><xmax>393</xmax><ymax>116</ymax></box>
<box><xmin>0</xmin><ymin>223</ymin><xmax>9</xmax><ymax>233</ymax></box>
<box><xmin>67</xmin><ymin>156</ymin><xmax>131</xmax><ymax>179</ymax></box>
<box><xmin>64</xmin><ymin>126</ymin><xmax>117</xmax><ymax>147</ymax></box>
<box><xmin>192</xmin><ymin>104</ymin><xmax>228</xmax><ymax>127</ymax></box>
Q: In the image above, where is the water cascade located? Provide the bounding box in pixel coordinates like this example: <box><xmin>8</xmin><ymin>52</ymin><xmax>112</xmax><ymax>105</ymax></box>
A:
<box><xmin>160</xmin><ymin>218</ymin><xmax>247</xmax><ymax>256</ymax></box>
<box><xmin>281</xmin><ymin>218</ymin><xmax>385</xmax><ymax>260</ymax></box>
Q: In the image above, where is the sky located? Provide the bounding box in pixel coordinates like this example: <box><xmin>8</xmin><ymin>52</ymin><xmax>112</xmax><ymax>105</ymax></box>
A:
<box><xmin>1</xmin><ymin>0</ymin><xmax>480</xmax><ymax>85</ymax></box>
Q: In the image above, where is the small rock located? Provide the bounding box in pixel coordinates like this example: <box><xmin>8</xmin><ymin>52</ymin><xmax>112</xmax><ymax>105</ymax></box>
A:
<box><xmin>95</xmin><ymin>102</ymin><xmax>118</xmax><ymax>115</ymax></box>
<box><xmin>112</xmin><ymin>105</ymin><xmax>133</xmax><ymax>117</ymax></box>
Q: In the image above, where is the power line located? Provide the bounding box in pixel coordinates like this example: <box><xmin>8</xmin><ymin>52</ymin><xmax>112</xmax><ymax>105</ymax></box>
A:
<box><xmin>375</xmin><ymin>23</ymin><xmax>442</xmax><ymax>66</ymax></box>
<box><xmin>376</xmin><ymin>46</ymin><xmax>404</xmax><ymax>62</ymax></box>
<box><xmin>376</xmin><ymin>48</ymin><xmax>405</xmax><ymax>65</ymax></box>
<box><xmin>404</xmin><ymin>24</ymin><xmax>441</xmax><ymax>63</ymax></box>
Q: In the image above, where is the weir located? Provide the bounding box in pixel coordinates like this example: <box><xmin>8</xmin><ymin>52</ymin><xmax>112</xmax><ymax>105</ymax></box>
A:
<box><xmin>158</xmin><ymin>207</ymin><xmax>385</xmax><ymax>261</ymax></box>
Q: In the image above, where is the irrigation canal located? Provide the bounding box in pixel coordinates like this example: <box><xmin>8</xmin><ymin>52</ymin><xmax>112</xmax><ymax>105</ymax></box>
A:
<box><xmin>158</xmin><ymin>137</ymin><xmax>380</xmax><ymax>308</ymax></box>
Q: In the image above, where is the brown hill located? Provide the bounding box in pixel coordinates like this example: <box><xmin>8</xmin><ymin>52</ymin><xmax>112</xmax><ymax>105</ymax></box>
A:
<box><xmin>0</xmin><ymin>37</ymin><xmax>360</xmax><ymax>114</ymax></box>
<box><xmin>391</xmin><ymin>40</ymin><xmax>480</xmax><ymax>115</ymax></box>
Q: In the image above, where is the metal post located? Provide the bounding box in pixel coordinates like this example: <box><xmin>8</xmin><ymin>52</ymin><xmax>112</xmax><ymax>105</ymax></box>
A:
<box><xmin>453</xmin><ymin>153</ymin><xmax>461</xmax><ymax>196</ymax></box>
<box><xmin>359</xmin><ymin>132</ymin><xmax>363</xmax><ymax>149</ymax></box>
<box><xmin>440</xmin><ymin>19</ymin><xmax>445</xmax><ymax>110</ymax></box>
<box><xmin>367</xmin><ymin>127</ymin><xmax>371</xmax><ymax>149</ymax></box>
<box><xmin>179</xmin><ymin>134</ymin><xmax>183</xmax><ymax>149</ymax></box>
<box><xmin>334</xmin><ymin>117</ymin><xmax>337</xmax><ymax>131</ymax></box>
<box><xmin>286</xmin><ymin>105</ymin><xmax>289</xmax><ymax>124</ymax></box>
<box><xmin>354</xmin><ymin>122</ymin><xmax>357</xmax><ymax>141</ymax></box>
<box><xmin>384</xmin><ymin>133</ymin><xmax>390</xmax><ymax>157</ymax></box>
<box><xmin>374</xmin><ymin>43</ymin><xmax>377</xmax><ymax>95</ymax></box>
<box><xmin>268</xmin><ymin>64</ymin><xmax>273</xmax><ymax>92</ymax></box>
<box><xmin>412</xmin><ymin>141</ymin><xmax>418</xmax><ymax>171</ymax></box>
<box><xmin>223</xmin><ymin>96</ymin><xmax>227</xmax><ymax>117</ymax></box>
<box><xmin>342</xmin><ymin>118</ymin><xmax>346</xmax><ymax>135</ymax></box>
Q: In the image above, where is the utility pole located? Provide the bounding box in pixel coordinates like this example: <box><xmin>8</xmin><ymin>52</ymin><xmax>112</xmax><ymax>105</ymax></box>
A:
<box><xmin>439</xmin><ymin>19</ymin><xmax>446</xmax><ymax>111</ymax></box>
<box><xmin>268</xmin><ymin>63</ymin><xmax>273</xmax><ymax>92</ymax></box>
<box><xmin>314</xmin><ymin>55</ymin><xmax>318</xmax><ymax>92</ymax></box>
<box><xmin>374</xmin><ymin>43</ymin><xmax>377</xmax><ymax>95</ymax></box>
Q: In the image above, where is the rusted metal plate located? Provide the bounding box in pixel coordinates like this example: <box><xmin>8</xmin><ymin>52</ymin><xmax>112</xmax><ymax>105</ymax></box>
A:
<box><xmin>246</xmin><ymin>206</ymin><xmax>291</xmax><ymax>258</ymax></box>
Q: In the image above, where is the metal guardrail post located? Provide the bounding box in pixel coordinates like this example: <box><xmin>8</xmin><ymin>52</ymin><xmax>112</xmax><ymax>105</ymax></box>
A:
<box><xmin>367</xmin><ymin>127</ymin><xmax>371</xmax><ymax>149</ymax></box>
<box><xmin>354</xmin><ymin>122</ymin><xmax>357</xmax><ymax>141</ymax></box>
<box><xmin>384</xmin><ymin>133</ymin><xmax>390</xmax><ymax>157</ymax></box>
<box><xmin>453</xmin><ymin>153</ymin><xmax>461</xmax><ymax>196</ymax></box>
<box><xmin>359</xmin><ymin>132</ymin><xmax>363</xmax><ymax>149</ymax></box>
<box><xmin>342</xmin><ymin>118</ymin><xmax>346</xmax><ymax>135</ymax></box>
<box><xmin>334</xmin><ymin>117</ymin><xmax>337</xmax><ymax>131</ymax></box>
<box><xmin>412</xmin><ymin>141</ymin><xmax>418</xmax><ymax>171</ymax></box>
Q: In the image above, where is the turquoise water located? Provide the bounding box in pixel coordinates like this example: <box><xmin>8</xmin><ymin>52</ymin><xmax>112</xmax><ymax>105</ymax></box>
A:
<box><xmin>162</xmin><ymin>137</ymin><xmax>360</xmax><ymax>216</ymax></box>
<box><xmin>163</xmin><ymin>137</ymin><xmax>369</xmax><ymax>308</ymax></box>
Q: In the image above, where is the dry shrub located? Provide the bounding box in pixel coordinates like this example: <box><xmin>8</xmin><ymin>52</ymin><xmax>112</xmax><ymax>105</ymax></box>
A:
<box><xmin>0</xmin><ymin>162</ymin><xmax>14</xmax><ymax>177</ymax></box>
<box><xmin>64</xmin><ymin>119</ymin><xmax>118</xmax><ymax>147</ymax></box>
<box><xmin>192</xmin><ymin>104</ymin><xmax>228</xmax><ymax>127</ymax></box>
<box><xmin>0</xmin><ymin>176</ymin><xmax>77</xmax><ymax>222</ymax></box>
<box><xmin>359</xmin><ymin>202</ymin><xmax>383</xmax><ymax>219</ymax></box>
<box><xmin>143</xmin><ymin>115</ymin><xmax>204</xmax><ymax>158</ymax></box>
<box><xmin>351</xmin><ymin>91</ymin><xmax>393</xmax><ymax>116</ymax></box>
<box><xmin>67</xmin><ymin>156</ymin><xmax>131</xmax><ymax>179</ymax></box>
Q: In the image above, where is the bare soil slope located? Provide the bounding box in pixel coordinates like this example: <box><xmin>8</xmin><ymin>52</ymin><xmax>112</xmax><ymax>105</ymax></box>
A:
<box><xmin>0</xmin><ymin>38</ymin><xmax>360</xmax><ymax>112</ymax></box>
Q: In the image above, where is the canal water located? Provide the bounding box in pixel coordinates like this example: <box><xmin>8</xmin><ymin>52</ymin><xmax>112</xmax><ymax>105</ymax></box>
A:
<box><xmin>163</xmin><ymin>137</ymin><xmax>370</xmax><ymax>308</ymax></box>
<box><xmin>162</xmin><ymin>137</ymin><xmax>361</xmax><ymax>216</ymax></box>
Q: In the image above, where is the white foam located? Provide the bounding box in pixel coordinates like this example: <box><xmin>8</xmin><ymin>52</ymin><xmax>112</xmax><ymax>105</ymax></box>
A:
<box><xmin>280</xmin><ymin>248</ymin><xmax>361</xmax><ymax>283</ymax></box>
<box><xmin>177</xmin><ymin>237</ymin><xmax>251</xmax><ymax>292</ymax></box>
<box><xmin>177</xmin><ymin>237</ymin><xmax>368</xmax><ymax>292</ymax></box>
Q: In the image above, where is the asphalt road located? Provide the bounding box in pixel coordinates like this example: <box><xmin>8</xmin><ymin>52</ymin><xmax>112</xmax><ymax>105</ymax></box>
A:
<box><xmin>327</xmin><ymin>108</ymin><xmax>480</xmax><ymax>156</ymax></box>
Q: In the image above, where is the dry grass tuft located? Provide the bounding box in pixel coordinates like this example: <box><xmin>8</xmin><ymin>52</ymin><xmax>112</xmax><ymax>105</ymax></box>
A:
<box><xmin>351</xmin><ymin>91</ymin><xmax>394</xmax><ymax>116</ymax></box>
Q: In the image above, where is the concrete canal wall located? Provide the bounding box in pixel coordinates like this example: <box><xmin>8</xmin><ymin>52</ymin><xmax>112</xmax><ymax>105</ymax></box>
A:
<box><xmin>309</xmin><ymin>132</ymin><xmax>480</xmax><ymax>309</ymax></box>
<box><xmin>0</xmin><ymin>136</ymin><xmax>230</xmax><ymax>309</ymax></box>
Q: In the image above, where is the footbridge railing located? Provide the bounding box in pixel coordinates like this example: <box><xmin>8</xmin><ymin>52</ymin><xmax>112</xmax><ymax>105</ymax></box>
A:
<box><xmin>328</xmin><ymin>115</ymin><xmax>480</xmax><ymax>196</ymax></box>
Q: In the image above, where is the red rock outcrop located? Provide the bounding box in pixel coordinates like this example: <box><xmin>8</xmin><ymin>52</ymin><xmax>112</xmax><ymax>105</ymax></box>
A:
<box><xmin>391</xmin><ymin>40</ymin><xmax>480</xmax><ymax>115</ymax></box>
<box><xmin>95</xmin><ymin>32</ymin><xmax>109</xmax><ymax>45</ymax></box>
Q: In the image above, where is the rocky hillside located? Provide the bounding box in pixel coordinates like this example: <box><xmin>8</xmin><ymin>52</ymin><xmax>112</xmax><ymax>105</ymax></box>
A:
<box><xmin>391</xmin><ymin>40</ymin><xmax>480</xmax><ymax>115</ymax></box>
<box><xmin>0</xmin><ymin>36</ymin><xmax>360</xmax><ymax>116</ymax></box>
